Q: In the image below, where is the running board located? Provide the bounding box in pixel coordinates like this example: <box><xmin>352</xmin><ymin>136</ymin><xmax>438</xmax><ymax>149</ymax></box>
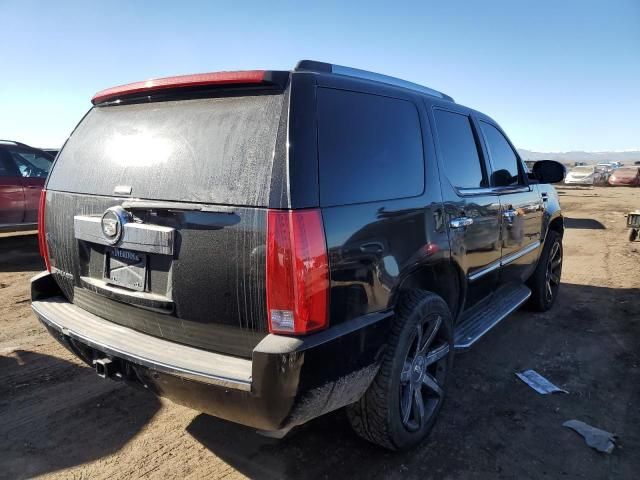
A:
<box><xmin>454</xmin><ymin>284</ymin><xmax>531</xmax><ymax>350</ymax></box>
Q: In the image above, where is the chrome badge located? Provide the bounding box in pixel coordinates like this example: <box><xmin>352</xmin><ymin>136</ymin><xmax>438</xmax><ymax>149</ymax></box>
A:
<box><xmin>101</xmin><ymin>206</ymin><xmax>130</xmax><ymax>244</ymax></box>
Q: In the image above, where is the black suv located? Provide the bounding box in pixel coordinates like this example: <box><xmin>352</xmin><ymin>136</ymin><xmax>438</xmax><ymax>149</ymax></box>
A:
<box><xmin>32</xmin><ymin>60</ymin><xmax>565</xmax><ymax>450</ymax></box>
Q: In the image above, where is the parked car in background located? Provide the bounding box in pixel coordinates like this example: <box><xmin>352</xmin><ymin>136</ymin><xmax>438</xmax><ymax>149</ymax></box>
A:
<box><xmin>564</xmin><ymin>165</ymin><xmax>605</xmax><ymax>185</ymax></box>
<box><xmin>596</xmin><ymin>163</ymin><xmax>615</xmax><ymax>182</ymax></box>
<box><xmin>0</xmin><ymin>140</ymin><xmax>53</xmax><ymax>232</ymax></box>
<box><xmin>608</xmin><ymin>166</ymin><xmax>640</xmax><ymax>186</ymax></box>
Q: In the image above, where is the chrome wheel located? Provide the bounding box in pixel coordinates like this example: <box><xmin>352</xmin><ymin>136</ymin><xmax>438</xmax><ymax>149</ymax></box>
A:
<box><xmin>399</xmin><ymin>314</ymin><xmax>450</xmax><ymax>432</ymax></box>
<box><xmin>545</xmin><ymin>241</ymin><xmax>562</xmax><ymax>303</ymax></box>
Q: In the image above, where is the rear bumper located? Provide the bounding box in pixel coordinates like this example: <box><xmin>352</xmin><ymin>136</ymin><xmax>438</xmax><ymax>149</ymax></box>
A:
<box><xmin>31</xmin><ymin>272</ymin><xmax>390</xmax><ymax>431</ymax></box>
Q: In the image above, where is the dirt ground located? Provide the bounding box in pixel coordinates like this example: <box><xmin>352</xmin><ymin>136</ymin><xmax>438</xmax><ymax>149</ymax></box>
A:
<box><xmin>1</xmin><ymin>187</ymin><xmax>638</xmax><ymax>480</ymax></box>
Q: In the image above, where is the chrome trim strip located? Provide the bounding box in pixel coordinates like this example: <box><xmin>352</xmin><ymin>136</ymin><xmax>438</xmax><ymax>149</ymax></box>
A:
<box><xmin>32</xmin><ymin>299</ymin><xmax>252</xmax><ymax>391</ymax></box>
<box><xmin>74</xmin><ymin>215</ymin><xmax>174</xmax><ymax>255</ymax></box>
<box><xmin>501</xmin><ymin>241</ymin><xmax>541</xmax><ymax>267</ymax></box>
<box><xmin>468</xmin><ymin>241</ymin><xmax>541</xmax><ymax>282</ymax></box>
<box><xmin>121</xmin><ymin>199</ymin><xmax>236</xmax><ymax>213</ymax></box>
<box><xmin>468</xmin><ymin>258</ymin><xmax>501</xmax><ymax>282</ymax></box>
<box><xmin>456</xmin><ymin>186</ymin><xmax>532</xmax><ymax>197</ymax></box>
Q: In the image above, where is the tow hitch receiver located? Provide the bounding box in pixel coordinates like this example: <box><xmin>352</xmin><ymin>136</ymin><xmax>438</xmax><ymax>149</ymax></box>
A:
<box><xmin>94</xmin><ymin>357</ymin><xmax>118</xmax><ymax>379</ymax></box>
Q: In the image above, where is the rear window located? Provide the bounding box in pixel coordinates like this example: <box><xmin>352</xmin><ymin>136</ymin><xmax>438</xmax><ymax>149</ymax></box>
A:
<box><xmin>317</xmin><ymin>88</ymin><xmax>424</xmax><ymax>206</ymax></box>
<box><xmin>47</xmin><ymin>93</ymin><xmax>285</xmax><ymax>206</ymax></box>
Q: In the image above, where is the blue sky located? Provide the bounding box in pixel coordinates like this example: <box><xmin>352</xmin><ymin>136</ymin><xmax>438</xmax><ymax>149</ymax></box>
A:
<box><xmin>1</xmin><ymin>0</ymin><xmax>638</xmax><ymax>151</ymax></box>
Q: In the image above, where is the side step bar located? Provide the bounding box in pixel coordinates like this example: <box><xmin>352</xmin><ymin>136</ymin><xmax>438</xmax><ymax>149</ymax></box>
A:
<box><xmin>454</xmin><ymin>284</ymin><xmax>531</xmax><ymax>350</ymax></box>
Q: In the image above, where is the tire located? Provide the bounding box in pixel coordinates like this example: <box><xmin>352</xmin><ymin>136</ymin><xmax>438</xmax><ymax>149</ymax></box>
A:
<box><xmin>527</xmin><ymin>230</ymin><xmax>563</xmax><ymax>311</ymax></box>
<box><xmin>630</xmin><ymin>229</ymin><xmax>638</xmax><ymax>242</ymax></box>
<box><xmin>346</xmin><ymin>290</ymin><xmax>454</xmax><ymax>450</ymax></box>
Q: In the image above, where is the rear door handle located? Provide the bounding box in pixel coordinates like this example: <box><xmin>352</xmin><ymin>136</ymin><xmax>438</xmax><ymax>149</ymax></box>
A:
<box><xmin>450</xmin><ymin>217</ymin><xmax>474</xmax><ymax>229</ymax></box>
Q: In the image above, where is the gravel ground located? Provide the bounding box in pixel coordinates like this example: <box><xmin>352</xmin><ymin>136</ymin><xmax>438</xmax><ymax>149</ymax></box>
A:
<box><xmin>0</xmin><ymin>187</ymin><xmax>638</xmax><ymax>479</ymax></box>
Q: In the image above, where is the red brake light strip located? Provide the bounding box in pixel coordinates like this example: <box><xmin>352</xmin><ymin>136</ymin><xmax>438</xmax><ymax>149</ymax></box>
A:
<box><xmin>92</xmin><ymin>70</ymin><xmax>266</xmax><ymax>104</ymax></box>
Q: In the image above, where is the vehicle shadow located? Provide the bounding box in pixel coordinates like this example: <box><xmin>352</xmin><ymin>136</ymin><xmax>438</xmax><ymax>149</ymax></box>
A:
<box><xmin>0</xmin><ymin>349</ymin><xmax>161</xmax><ymax>480</ymax></box>
<box><xmin>0</xmin><ymin>234</ymin><xmax>43</xmax><ymax>273</ymax></box>
<box><xmin>564</xmin><ymin>217</ymin><xmax>606</xmax><ymax>229</ymax></box>
<box><xmin>187</xmin><ymin>282</ymin><xmax>640</xmax><ymax>479</ymax></box>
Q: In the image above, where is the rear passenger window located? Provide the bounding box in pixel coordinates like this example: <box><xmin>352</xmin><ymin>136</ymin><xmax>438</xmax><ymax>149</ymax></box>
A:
<box><xmin>317</xmin><ymin>88</ymin><xmax>424</xmax><ymax>206</ymax></box>
<box><xmin>433</xmin><ymin>110</ymin><xmax>486</xmax><ymax>189</ymax></box>
<box><xmin>479</xmin><ymin>121</ymin><xmax>522</xmax><ymax>187</ymax></box>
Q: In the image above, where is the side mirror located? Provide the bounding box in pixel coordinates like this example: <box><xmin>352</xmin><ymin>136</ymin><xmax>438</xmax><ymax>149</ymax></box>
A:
<box><xmin>532</xmin><ymin>160</ymin><xmax>566</xmax><ymax>184</ymax></box>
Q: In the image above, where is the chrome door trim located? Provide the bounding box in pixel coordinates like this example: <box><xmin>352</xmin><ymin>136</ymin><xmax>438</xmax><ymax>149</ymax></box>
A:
<box><xmin>468</xmin><ymin>258</ymin><xmax>501</xmax><ymax>282</ymax></box>
<box><xmin>456</xmin><ymin>185</ymin><xmax>532</xmax><ymax>197</ymax></box>
<box><xmin>500</xmin><ymin>241</ymin><xmax>541</xmax><ymax>267</ymax></box>
<box><xmin>74</xmin><ymin>215</ymin><xmax>174</xmax><ymax>255</ymax></box>
<box><xmin>468</xmin><ymin>240</ymin><xmax>541</xmax><ymax>282</ymax></box>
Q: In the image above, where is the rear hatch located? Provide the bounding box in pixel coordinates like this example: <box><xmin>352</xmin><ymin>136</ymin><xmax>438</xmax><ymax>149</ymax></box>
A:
<box><xmin>44</xmin><ymin>77</ymin><xmax>290</xmax><ymax>357</ymax></box>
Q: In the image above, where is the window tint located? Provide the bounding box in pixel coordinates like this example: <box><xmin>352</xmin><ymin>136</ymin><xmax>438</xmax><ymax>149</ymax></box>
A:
<box><xmin>479</xmin><ymin>121</ymin><xmax>521</xmax><ymax>187</ymax></box>
<box><xmin>433</xmin><ymin>110</ymin><xmax>486</xmax><ymax>189</ymax></box>
<box><xmin>47</xmin><ymin>94</ymin><xmax>285</xmax><ymax>206</ymax></box>
<box><xmin>0</xmin><ymin>154</ymin><xmax>15</xmax><ymax>177</ymax></box>
<box><xmin>317</xmin><ymin>88</ymin><xmax>424</xmax><ymax>206</ymax></box>
<box><xmin>9</xmin><ymin>149</ymin><xmax>52</xmax><ymax>178</ymax></box>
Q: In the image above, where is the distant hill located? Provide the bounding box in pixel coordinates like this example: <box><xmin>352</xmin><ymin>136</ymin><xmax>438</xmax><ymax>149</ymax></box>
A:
<box><xmin>517</xmin><ymin>149</ymin><xmax>640</xmax><ymax>164</ymax></box>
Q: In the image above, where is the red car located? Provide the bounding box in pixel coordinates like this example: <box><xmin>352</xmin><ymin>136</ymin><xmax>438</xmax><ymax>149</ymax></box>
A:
<box><xmin>0</xmin><ymin>141</ymin><xmax>54</xmax><ymax>232</ymax></box>
<box><xmin>608</xmin><ymin>166</ymin><xmax>640</xmax><ymax>186</ymax></box>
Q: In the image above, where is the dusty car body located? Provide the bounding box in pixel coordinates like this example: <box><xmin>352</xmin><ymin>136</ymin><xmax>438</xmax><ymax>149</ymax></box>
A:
<box><xmin>0</xmin><ymin>141</ymin><xmax>53</xmax><ymax>232</ymax></box>
<box><xmin>608</xmin><ymin>167</ymin><xmax>640</xmax><ymax>186</ymax></box>
<box><xmin>564</xmin><ymin>166</ymin><xmax>604</xmax><ymax>185</ymax></box>
<box><xmin>32</xmin><ymin>60</ymin><xmax>565</xmax><ymax>450</ymax></box>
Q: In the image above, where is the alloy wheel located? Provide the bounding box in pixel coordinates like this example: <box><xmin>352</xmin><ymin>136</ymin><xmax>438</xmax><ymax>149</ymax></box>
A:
<box><xmin>545</xmin><ymin>241</ymin><xmax>562</xmax><ymax>302</ymax></box>
<box><xmin>399</xmin><ymin>314</ymin><xmax>450</xmax><ymax>432</ymax></box>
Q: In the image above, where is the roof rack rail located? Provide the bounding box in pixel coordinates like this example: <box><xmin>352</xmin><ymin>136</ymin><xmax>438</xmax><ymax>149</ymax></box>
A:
<box><xmin>295</xmin><ymin>60</ymin><xmax>454</xmax><ymax>102</ymax></box>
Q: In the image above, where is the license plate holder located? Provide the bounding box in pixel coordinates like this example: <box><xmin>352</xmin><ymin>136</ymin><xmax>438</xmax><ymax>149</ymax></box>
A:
<box><xmin>105</xmin><ymin>248</ymin><xmax>148</xmax><ymax>292</ymax></box>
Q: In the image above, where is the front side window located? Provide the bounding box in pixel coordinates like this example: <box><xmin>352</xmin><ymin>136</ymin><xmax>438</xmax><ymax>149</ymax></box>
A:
<box><xmin>317</xmin><ymin>88</ymin><xmax>424</xmax><ymax>206</ymax></box>
<box><xmin>9</xmin><ymin>149</ymin><xmax>52</xmax><ymax>178</ymax></box>
<box><xmin>433</xmin><ymin>110</ymin><xmax>486</xmax><ymax>189</ymax></box>
<box><xmin>479</xmin><ymin>122</ymin><xmax>522</xmax><ymax>187</ymax></box>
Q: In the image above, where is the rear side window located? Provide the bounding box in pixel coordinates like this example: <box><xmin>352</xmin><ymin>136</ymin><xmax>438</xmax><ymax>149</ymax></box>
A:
<box><xmin>479</xmin><ymin>121</ymin><xmax>521</xmax><ymax>187</ymax></box>
<box><xmin>8</xmin><ymin>148</ymin><xmax>52</xmax><ymax>178</ymax></box>
<box><xmin>317</xmin><ymin>88</ymin><xmax>424</xmax><ymax>206</ymax></box>
<box><xmin>47</xmin><ymin>93</ymin><xmax>285</xmax><ymax>206</ymax></box>
<box><xmin>433</xmin><ymin>110</ymin><xmax>486</xmax><ymax>189</ymax></box>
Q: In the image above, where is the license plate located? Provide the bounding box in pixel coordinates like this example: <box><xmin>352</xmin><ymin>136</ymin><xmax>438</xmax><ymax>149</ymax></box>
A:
<box><xmin>105</xmin><ymin>248</ymin><xmax>147</xmax><ymax>291</ymax></box>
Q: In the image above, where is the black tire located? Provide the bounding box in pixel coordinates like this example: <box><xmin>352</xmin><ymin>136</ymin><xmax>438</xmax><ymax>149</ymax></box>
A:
<box><xmin>527</xmin><ymin>230</ymin><xmax>563</xmax><ymax>311</ymax></box>
<box><xmin>630</xmin><ymin>229</ymin><xmax>638</xmax><ymax>242</ymax></box>
<box><xmin>346</xmin><ymin>290</ymin><xmax>454</xmax><ymax>450</ymax></box>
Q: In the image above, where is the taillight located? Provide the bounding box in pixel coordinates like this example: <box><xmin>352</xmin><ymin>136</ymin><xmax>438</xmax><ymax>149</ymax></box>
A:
<box><xmin>266</xmin><ymin>209</ymin><xmax>329</xmax><ymax>335</ymax></box>
<box><xmin>38</xmin><ymin>189</ymin><xmax>51</xmax><ymax>272</ymax></box>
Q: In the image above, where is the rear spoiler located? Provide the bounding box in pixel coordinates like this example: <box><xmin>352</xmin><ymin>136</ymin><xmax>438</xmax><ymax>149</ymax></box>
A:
<box><xmin>91</xmin><ymin>70</ymin><xmax>289</xmax><ymax>105</ymax></box>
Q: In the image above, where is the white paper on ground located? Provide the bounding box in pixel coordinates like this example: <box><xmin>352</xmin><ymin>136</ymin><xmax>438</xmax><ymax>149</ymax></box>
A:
<box><xmin>516</xmin><ymin>369</ymin><xmax>569</xmax><ymax>394</ymax></box>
